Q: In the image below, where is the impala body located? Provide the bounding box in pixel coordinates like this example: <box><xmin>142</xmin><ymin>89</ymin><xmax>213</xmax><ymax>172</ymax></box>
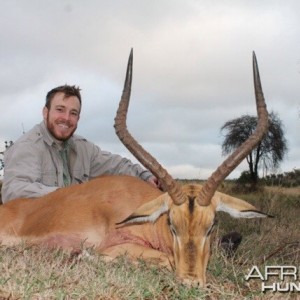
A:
<box><xmin>0</xmin><ymin>175</ymin><xmax>267</xmax><ymax>286</ymax></box>
<box><xmin>0</xmin><ymin>51</ymin><xmax>271</xmax><ymax>286</ymax></box>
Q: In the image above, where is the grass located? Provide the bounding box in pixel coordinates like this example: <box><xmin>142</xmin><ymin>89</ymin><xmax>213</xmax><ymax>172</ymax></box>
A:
<box><xmin>0</xmin><ymin>185</ymin><xmax>299</xmax><ymax>299</ymax></box>
<box><xmin>0</xmin><ymin>245</ymin><xmax>206</xmax><ymax>299</ymax></box>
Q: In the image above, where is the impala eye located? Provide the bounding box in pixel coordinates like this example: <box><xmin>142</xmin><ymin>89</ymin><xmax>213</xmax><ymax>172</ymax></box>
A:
<box><xmin>207</xmin><ymin>219</ymin><xmax>217</xmax><ymax>236</ymax></box>
<box><xmin>167</xmin><ymin>216</ymin><xmax>177</xmax><ymax>236</ymax></box>
<box><xmin>170</xmin><ymin>224</ymin><xmax>177</xmax><ymax>236</ymax></box>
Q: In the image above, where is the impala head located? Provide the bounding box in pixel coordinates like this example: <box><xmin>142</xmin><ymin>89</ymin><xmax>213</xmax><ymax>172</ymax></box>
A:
<box><xmin>114</xmin><ymin>50</ymin><xmax>271</xmax><ymax>286</ymax></box>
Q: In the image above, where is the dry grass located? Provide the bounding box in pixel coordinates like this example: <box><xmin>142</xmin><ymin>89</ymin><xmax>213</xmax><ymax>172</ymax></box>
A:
<box><xmin>0</xmin><ymin>185</ymin><xmax>299</xmax><ymax>299</ymax></box>
<box><xmin>264</xmin><ymin>186</ymin><xmax>300</xmax><ymax>196</ymax></box>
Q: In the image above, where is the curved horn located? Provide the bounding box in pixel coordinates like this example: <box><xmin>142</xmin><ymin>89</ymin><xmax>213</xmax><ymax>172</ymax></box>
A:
<box><xmin>114</xmin><ymin>49</ymin><xmax>186</xmax><ymax>205</ymax></box>
<box><xmin>198</xmin><ymin>52</ymin><xmax>269</xmax><ymax>206</ymax></box>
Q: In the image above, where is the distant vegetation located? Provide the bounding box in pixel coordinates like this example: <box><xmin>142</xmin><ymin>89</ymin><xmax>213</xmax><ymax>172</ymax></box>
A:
<box><xmin>179</xmin><ymin>168</ymin><xmax>300</xmax><ymax>192</ymax></box>
<box><xmin>262</xmin><ymin>168</ymin><xmax>300</xmax><ymax>187</ymax></box>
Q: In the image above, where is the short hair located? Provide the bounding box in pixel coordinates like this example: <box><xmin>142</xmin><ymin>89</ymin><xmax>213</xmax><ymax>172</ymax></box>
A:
<box><xmin>45</xmin><ymin>85</ymin><xmax>82</xmax><ymax>109</ymax></box>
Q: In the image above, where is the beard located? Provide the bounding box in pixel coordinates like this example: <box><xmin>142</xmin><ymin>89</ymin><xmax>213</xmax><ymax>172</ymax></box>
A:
<box><xmin>46</xmin><ymin>117</ymin><xmax>77</xmax><ymax>141</ymax></box>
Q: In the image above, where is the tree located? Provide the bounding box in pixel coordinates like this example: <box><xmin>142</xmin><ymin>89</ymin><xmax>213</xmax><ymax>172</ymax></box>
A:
<box><xmin>0</xmin><ymin>141</ymin><xmax>13</xmax><ymax>171</ymax></box>
<box><xmin>221</xmin><ymin>112</ymin><xmax>288</xmax><ymax>184</ymax></box>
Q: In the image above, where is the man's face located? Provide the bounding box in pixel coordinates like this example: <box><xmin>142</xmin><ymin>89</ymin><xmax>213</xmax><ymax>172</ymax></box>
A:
<box><xmin>43</xmin><ymin>92</ymin><xmax>81</xmax><ymax>141</ymax></box>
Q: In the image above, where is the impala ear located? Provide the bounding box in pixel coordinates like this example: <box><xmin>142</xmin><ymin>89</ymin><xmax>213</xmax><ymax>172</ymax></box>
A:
<box><xmin>214</xmin><ymin>191</ymin><xmax>273</xmax><ymax>219</ymax></box>
<box><xmin>116</xmin><ymin>193</ymin><xmax>173</xmax><ymax>226</ymax></box>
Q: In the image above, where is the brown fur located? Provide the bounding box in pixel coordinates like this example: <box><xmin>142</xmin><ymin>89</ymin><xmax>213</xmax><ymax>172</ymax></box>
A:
<box><xmin>0</xmin><ymin>175</ymin><xmax>267</xmax><ymax>286</ymax></box>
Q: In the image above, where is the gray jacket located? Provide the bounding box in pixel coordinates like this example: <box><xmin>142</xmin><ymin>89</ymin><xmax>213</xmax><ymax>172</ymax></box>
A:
<box><xmin>2</xmin><ymin>122</ymin><xmax>152</xmax><ymax>203</ymax></box>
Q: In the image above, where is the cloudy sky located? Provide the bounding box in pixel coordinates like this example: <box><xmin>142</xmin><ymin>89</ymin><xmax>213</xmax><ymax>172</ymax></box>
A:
<box><xmin>0</xmin><ymin>0</ymin><xmax>299</xmax><ymax>179</ymax></box>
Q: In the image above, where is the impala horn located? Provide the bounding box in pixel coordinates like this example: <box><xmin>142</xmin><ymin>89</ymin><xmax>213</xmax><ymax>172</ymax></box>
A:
<box><xmin>114</xmin><ymin>49</ymin><xmax>186</xmax><ymax>205</ymax></box>
<box><xmin>197</xmin><ymin>52</ymin><xmax>269</xmax><ymax>206</ymax></box>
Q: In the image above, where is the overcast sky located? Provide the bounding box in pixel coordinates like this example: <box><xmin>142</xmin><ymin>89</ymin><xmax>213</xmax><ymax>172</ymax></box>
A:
<box><xmin>0</xmin><ymin>0</ymin><xmax>299</xmax><ymax>179</ymax></box>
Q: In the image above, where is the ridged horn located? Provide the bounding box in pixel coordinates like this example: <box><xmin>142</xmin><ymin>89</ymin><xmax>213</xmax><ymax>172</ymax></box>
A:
<box><xmin>114</xmin><ymin>49</ymin><xmax>186</xmax><ymax>205</ymax></box>
<box><xmin>197</xmin><ymin>52</ymin><xmax>269</xmax><ymax>206</ymax></box>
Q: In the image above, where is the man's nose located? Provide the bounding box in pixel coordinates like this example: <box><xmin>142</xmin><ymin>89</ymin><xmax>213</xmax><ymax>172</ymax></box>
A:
<box><xmin>61</xmin><ymin>111</ymin><xmax>72</xmax><ymax>121</ymax></box>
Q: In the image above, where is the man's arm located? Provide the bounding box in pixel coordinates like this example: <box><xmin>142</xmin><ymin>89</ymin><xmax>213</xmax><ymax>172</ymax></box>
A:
<box><xmin>2</xmin><ymin>142</ymin><xmax>58</xmax><ymax>203</ymax></box>
<box><xmin>88</xmin><ymin>143</ymin><xmax>155</xmax><ymax>182</ymax></box>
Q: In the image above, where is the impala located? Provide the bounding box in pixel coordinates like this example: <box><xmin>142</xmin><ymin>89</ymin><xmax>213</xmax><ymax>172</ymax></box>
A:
<box><xmin>0</xmin><ymin>50</ymin><xmax>271</xmax><ymax>287</ymax></box>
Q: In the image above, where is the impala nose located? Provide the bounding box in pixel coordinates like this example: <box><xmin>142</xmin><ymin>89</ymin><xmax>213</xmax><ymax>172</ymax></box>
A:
<box><xmin>181</xmin><ymin>276</ymin><xmax>205</xmax><ymax>288</ymax></box>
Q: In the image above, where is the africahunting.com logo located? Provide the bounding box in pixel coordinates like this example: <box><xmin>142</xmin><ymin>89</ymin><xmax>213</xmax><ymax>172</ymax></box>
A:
<box><xmin>245</xmin><ymin>266</ymin><xmax>300</xmax><ymax>292</ymax></box>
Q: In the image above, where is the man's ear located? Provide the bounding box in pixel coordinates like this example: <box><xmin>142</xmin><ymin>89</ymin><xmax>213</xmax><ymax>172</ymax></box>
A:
<box><xmin>213</xmin><ymin>191</ymin><xmax>273</xmax><ymax>219</ymax></box>
<box><xmin>42</xmin><ymin>106</ymin><xmax>48</xmax><ymax>121</ymax></box>
<box><xmin>116</xmin><ymin>193</ymin><xmax>172</xmax><ymax>226</ymax></box>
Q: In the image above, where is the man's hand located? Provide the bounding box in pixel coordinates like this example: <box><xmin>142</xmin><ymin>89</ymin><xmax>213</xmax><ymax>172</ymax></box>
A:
<box><xmin>146</xmin><ymin>176</ymin><xmax>163</xmax><ymax>190</ymax></box>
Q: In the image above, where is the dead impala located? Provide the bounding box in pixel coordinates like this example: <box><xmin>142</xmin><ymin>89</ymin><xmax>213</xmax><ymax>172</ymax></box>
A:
<box><xmin>0</xmin><ymin>50</ymin><xmax>271</xmax><ymax>287</ymax></box>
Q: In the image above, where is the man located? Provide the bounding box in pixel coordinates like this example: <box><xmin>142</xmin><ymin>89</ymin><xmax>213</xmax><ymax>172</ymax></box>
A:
<box><xmin>2</xmin><ymin>85</ymin><xmax>159</xmax><ymax>203</ymax></box>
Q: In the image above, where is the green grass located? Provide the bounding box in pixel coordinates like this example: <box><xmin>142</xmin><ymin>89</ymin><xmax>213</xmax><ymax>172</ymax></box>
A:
<box><xmin>0</xmin><ymin>186</ymin><xmax>299</xmax><ymax>299</ymax></box>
